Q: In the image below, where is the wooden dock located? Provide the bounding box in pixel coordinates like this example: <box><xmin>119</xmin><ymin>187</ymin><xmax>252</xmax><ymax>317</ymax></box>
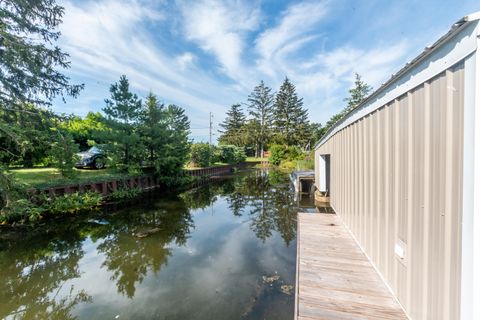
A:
<box><xmin>295</xmin><ymin>213</ymin><xmax>408</xmax><ymax>320</ymax></box>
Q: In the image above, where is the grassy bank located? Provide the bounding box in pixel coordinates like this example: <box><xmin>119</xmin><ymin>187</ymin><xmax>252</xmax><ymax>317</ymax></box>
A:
<box><xmin>9</xmin><ymin>168</ymin><xmax>134</xmax><ymax>189</ymax></box>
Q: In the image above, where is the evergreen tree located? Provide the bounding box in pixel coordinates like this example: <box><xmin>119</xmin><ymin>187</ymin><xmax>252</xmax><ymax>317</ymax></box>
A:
<box><xmin>102</xmin><ymin>75</ymin><xmax>142</xmax><ymax>170</ymax></box>
<box><xmin>273</xmin><ymin>77</ymin><xmax>309</xmax><ymax>146</ymax></box>
<box><xmin>218</xmin><ymin>104</ymin><xmax>246</xmax><ymax>146</ymax></box>
<box><xmin>247</xmin><ymin>81</ymin><xmax>274</xmax><ymax>157</ymax></box>
<box><xmin>156</xmin><ymin>104</ymin><xmax>190</xmax><ymax>179</ymax></box>
<box><xmin>344</xmin><ymin>73</ymin><xmax>372</xmax><ymax>113</ymax></box>
<box><xmin>242</xmin><ymin>119</ymin><xmax>261</xmax><ymax>157</ymax></box>
<box><xmin>320</xmin><ymin>73</ymin><xmax>372</xmax><ymax>139</ymax></box>
<box><xmin>0</xmin><ymin>0</ymin><xmax>83</xmax><ymax>109</ymax></box>
<box><xmin>0</xmin><ymin>0</ymin><xmax>82</xmax><ymax>208</ymax></box>
<box><xmin>140</xmin><ymin>93</ymin><xmax>165</xmax><ymax>163</ymax></box>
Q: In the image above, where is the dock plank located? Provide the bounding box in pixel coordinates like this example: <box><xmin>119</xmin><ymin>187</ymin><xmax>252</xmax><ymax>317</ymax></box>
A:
<box><xmin>295</xmin><ymin>213</ymin><xmax>407</xmax><ymax>320</ymax></box>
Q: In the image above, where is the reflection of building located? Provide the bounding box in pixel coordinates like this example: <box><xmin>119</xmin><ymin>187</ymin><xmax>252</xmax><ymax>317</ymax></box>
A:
<box><xmin>314</xmin><ymin>13</ymin><xmax>480</xmax><ymax>320</ymax></box>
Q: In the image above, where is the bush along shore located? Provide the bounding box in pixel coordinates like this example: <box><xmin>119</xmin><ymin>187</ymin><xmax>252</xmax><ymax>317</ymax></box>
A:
<box><xmin>0</xmin><ymin>163</ymin><xmax>256</xmax><ymax>225</ymax></box>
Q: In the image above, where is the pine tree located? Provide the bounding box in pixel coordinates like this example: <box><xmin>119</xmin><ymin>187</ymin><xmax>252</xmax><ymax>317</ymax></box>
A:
<box><xmin>156</xmin><ymin>104</ymin><xmax>190</xmax><ymax>179</ymax></box>
<box><xmin>1</xmin><ymin>0</ymin><xmax>83</xmax><ymax>208</ymax></box>
<box><xmin>273</xmin><ymin>77</ymin><xmax>309</xmax><ymax>146</ymax></box>
<box><xmin>344</xmin><ymin>73</ymin><xmax>372</xmax><ymax>113</ymax></box>
<box><xmin>140</xmin><ymin>93</ymin><xmax>165</xmax><ymax>163</ymax></box>
<box><xmin>320</xmin><ymin>73</ymin><xmax>372</xmax><ymax>139</ymax></box>
<box><xmin>102</xmin><ymin>75</ymin><xmax>142</xmax><ymax>169</ymax></box>
<box><xmin>247</xmin><ymin>81</ymin><xmax>274</xmax><ymax>157</ymax></box>
<box><xmin>218</xmin><ymin>104</ymin><xmax>246</xmax><ymax>146</ymax></box>
<box><xmin>0</xmin><ymin>0</ymin><xmax>83</xmax><ymax>109</ymax></box>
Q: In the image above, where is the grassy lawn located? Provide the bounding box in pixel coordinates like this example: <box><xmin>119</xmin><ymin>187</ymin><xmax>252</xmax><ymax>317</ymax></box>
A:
<box><xmin>246</xmin><ymin>157</ymin><xmax>268</xmax><ymax>162</ymax></box>
<box><xmin>9</xmin><ymin>168</ymin><xmax>133</xmax><ymax>188</ymax></box>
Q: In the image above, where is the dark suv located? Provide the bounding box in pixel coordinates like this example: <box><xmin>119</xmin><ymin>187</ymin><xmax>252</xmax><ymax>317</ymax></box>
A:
<box><xmin>75</xmin><ymin>146</ymin><xmax>107</xmax><ymax>169</ymax></box>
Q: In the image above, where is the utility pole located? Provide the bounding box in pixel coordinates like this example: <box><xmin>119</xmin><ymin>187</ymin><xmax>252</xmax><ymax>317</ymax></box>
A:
<box><xmin>209</xmin><ymin>112</ymin><xmax>213</xmax><ymax>145</ymax></box>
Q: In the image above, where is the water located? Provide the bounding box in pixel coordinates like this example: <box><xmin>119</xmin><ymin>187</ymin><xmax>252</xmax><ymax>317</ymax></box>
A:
<box><xmin>0</xmin><ymin>169</ymin><xmax>312</xmax><ymax>320</ymax></box>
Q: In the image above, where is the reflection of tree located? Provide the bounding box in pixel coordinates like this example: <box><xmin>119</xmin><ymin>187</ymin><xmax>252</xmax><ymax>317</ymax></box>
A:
<box><xmin>0</xmin><ymin>229</ymin><xmax>91</xmax><ymax>319</ymax></box>
<box><xmin>193</xmin><ymin>169</ymin><xmax>298</xmax><ymax>245</ymax></box>
<box><xmin>244</xmin><ymin>170</ymin><xmax>297</xmax><ymax>245</ymax></box>
<box><xmin>96</xmin><ymin>202</ymin><xmax>193</xmax><ymax>298</ymax></box>
<box><xmin>179</xmin><ymin>184</ymin><xmax>218</xmax><ymax>210</ymax></box>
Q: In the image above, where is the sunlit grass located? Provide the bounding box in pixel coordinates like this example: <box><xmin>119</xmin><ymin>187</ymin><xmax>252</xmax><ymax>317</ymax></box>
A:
<box><xmin>9</xmin><ymin>167</ymin><xmax>131</xmax><ymax>188</ymax></box>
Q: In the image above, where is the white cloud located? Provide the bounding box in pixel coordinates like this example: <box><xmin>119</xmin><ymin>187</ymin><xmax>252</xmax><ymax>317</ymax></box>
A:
<box><xmin>256</xmin><ymin>1</ymin><xmax>328</xmax><ymax>59</ymax></box>
<box><xmin>57</xmin><ymin>0</ymin><xmax>247</xmax><ymax>132</ymax></box>
<box><xmin>176</xmin><ymin>52</ymin><xmax>196</xmax><ymax>70</ymax></box>
<box><xmin>56</xmin><ymin>0</ymin><xmax>413</xmax><ymax>132</ymax></box>
<box><xmin>178</xmin><ymin>0</ymin><xmax>260</xmax><ymax>83</ymax></box>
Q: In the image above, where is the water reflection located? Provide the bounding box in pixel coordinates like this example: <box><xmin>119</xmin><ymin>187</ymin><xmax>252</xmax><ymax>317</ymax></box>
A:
<box><xmin>0</xmin><ymin>227</ymin><xmax>91</xmax><ymax>319</ymax></box>
<box><xmin>0</xmin><ymin>169</ymin><xmax>303</xmax><ymax>319</ymax></box>
<box><xmin>96</xmin><ymin>205</ymin><xmax>193</xmax><ymax>298</ymax></box>
<box><xmin>180</xmin><ymin>169</ymin><xmax>297</xmax><ymax>245</ymax></box>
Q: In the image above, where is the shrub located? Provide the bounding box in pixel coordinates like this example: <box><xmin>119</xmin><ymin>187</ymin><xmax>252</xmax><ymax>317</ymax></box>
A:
<box><xmin>216</xmin><ymin>145</ymin><xmax>246</xmax><ymax>164</ymax></box>
<box><xmin>269</xmin><ymin>144</ymin><xmax>286</xmax><ymax>166</ymax></box>
<box><xmin>108</xmin><ymin>187</ymin><xmax>142</xmax><ymax>201</ymax></box>
<box><xmin>1</xmin><ymin>191</ymin><xmax>103</xmax><ymax>223</ymax></box>
<box><xmin>43</xmin><ymin>191</ymin><xmax>103</xmax><ymax>215</ymax></box>
<box><xmin>269</xmin><ymin>144</ymin><xmax>304</xmax><ymax>166</ymax></box>
<box><xmin>190</xmin><ymin>143</ymin><xmax>213</xmax><ymax>167</ymax></box>
<box><xmin>48</xmin><ymin>129</ymin><xmax>80</xmax><ymax>179</ymax></box>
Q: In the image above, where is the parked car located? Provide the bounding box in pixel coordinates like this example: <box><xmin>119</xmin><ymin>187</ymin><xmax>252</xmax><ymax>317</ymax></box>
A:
<box><xmin>75</xmin><ymin>146</ymin><xmax>107</xmax><ymax>169</ymax></box>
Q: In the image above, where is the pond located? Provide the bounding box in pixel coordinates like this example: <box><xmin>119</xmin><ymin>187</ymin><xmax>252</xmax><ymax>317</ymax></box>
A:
<box><xmin>0</xmin><ymin>169</ymin><xmax>314</xmax><ymax>320</ymax></box>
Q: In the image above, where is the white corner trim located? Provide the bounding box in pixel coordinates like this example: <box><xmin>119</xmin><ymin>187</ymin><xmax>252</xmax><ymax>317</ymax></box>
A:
<box><xmin>472</xmin><ymin>34</ymin><xmax>480</xmax><ymax>320</ymax></box>
<box><xmin>465</xmin><ymin>11</ymin><xmax>480</xmax><ymax>22</ymax></box>
<box><xmin>461</xmin><ymin>50</ymin><xmax>478</xmax><ymax>320</ymax></box>
<box><xmin>317</xmin><ymin>20</ymin><xmax>479</xmax><ymax>149</ymax></box>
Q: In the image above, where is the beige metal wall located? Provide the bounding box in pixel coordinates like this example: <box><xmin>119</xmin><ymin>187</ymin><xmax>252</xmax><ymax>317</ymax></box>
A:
<box><xmin>315</xmin><ymin>63</ymin><xmax>464</xmax><ymax>320</ymax></box>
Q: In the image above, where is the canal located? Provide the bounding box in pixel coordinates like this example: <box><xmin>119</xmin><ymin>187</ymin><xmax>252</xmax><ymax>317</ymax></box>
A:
<box><xmin>0</xmin><ymin>169</ymin><xmax>312</xmax><ymax>320</ymax></box>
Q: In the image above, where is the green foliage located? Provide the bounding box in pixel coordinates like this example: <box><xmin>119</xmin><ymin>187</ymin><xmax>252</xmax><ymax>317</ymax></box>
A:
<box><xmin>48</xmin><ymin>129</ymin><xmax>80</xmax><ymax>179</ymax></box>
<box><xmin>140</xmin><ymin>93</ymin><xmax>165</xmax><ymax>164</ymax></box>
<box><xmin>61</xmin><ymin>112</ymin><xmax>108</xmax><ymax>150</ymax></box>
<box><xmin>0</xmin><ymin>0</ymin><xmax>83</xmax><ymax>108</ymax></box>
<box><xmin>307</xmin><ymin>122</ymin><xmax>324</xmax><ymax>148</ymax></box>
<box><xmin>344</xmin><ymin>73</ymin><xmax>373</xmax><ymax>113</ymax></box>
<box><xmin>247</xmin><ymin>81</ymin><xmax>274</xmax><ymax>156</ymax></box>
<box><xmin>241</xmin><ymin>119</ymin><xmax>261</xmax><ymax>157</ymax></box>
<box><xmin>154</xmin><ymin>104</ymin><xmax>190</xmax><ymax>177</ymax></box>
<box><xmin>108</xmin><ymin>188</ymin><xmax>142</xmax><ymax>201</ymax></box>
<box><xmin>0</xmin><ymin>199</ymin><xmax>45</xmax><ymax>224</ymax></box>
<box><xmin>0</xmin><ymin>167</ymin><xmax>17</xmax><ymax>209</ymax></box>
<box><xmin>321</xmin><ymin>73</ymin><xmax>372</xmax><ymax>139</ymax></box>
<box><xmin>273</xmin><ymin>77</ymin><xmax>309</xmax><ymax>147</ymax></box>
<box><xmin>268</xmin><ymin>144</ymin><xmax>286</xmax><ymax>166</ymax></box>
<box><xmin>269</xmin><ymin>144</ymin><xmax>304</xmax><ymax>166</ymax></box>
<box><xmin>102</xmin><ymin>75</ymin><xmax>143</xmax><ymax>171</ymax></box>
<box><xmin>0</xmin><ymin>0</ymin><xmax>83</xmax><ymax>208</ymax></box>
<box><xmin>218</xmin><ymin>104</ymin><xmax>246</xmax><ymax>146</ymax></box>
<box><xmin>215</xmin><ymin>145</ymin><xmax>246</xmax><ymax>164</ymax></box>
<box><xmin>190</xmin><ymin>143</ymin><xmax>213</xmax><ymax>168</ymax></box>
<box><xmin>1</xmin><ymin>191</ymin><xmax>103</xmax><ymax>224</ymax></box>
<box><xmin>43</xmin><ymin>191</ymin><xmax>103</xmax><ymax>215</ymax></box>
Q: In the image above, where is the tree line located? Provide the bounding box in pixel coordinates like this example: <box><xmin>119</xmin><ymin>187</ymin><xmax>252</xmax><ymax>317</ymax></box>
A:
<box><xmin>218</xmin><ymin>74</ymin><xmax>371</xmax><ymax>157</ymax></box>
<box><xmin>218</xmin><ymin>78</ymin><xmax>323</xmax><ymax>157</ymax></box>
<box><xmin>1</xmin><ymin>75</ymin><xmax>191</xmax><ymax>176</ymax></box>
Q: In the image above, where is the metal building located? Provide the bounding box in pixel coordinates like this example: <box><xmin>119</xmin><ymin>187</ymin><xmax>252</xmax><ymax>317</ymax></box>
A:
<box><xmin>314</xmin><ymin>12</ymin><xmax>480</xmax><ymax>320</ymax></box>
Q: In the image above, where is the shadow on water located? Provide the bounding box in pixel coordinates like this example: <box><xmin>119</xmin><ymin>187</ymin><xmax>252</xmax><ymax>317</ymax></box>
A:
<box><xmin>0</xmin><ymin>169</ymin><xmax>306</xmax><ymax>320</ymax></box>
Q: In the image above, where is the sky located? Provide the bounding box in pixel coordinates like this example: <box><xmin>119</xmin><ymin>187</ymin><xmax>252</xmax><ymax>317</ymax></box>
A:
<box><xmin>54</xmin><ymin>0</ymin><xmax>479</xmax><ymax>142</ymax></box>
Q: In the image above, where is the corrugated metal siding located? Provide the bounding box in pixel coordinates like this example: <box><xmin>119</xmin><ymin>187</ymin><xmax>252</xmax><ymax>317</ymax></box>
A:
<box><xmin>315</xmin><ymin>63</ymin><xmax>464</xmax><ymax>320</ymax></box>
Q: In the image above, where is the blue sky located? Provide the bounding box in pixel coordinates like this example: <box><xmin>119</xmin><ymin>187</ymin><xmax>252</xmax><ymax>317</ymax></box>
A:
<box><xmin>55</xmin><ymin>0</ymin><xmax>479</xmax><ymax>142</ymax></box>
